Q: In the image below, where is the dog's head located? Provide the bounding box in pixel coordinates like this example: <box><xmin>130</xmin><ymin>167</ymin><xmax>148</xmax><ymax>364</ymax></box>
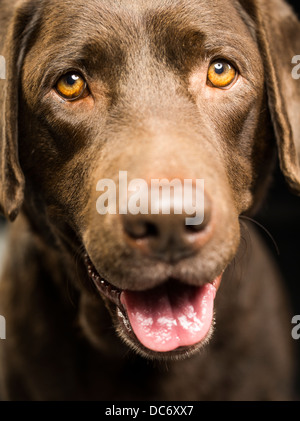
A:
<box><xmin>1</xmin><ymin>0</ymin><xmax>300</xmax><ymax>360</ymax></box>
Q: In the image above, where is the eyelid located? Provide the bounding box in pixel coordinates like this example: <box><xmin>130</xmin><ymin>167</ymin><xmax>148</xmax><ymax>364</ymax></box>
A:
<box><xmin>38</xmin><ymin>65</ymin><xmax>90</xmax><ymax>97</ymax></box>
<box><xmin>53</xmin><ymin>68</ymin><xmax>86</xmax><ymax>85</ymax></box>
<box><xmin>205</xmin><ymin>49</ymin><xmax>242</xmax><ymax>73</ymax></box>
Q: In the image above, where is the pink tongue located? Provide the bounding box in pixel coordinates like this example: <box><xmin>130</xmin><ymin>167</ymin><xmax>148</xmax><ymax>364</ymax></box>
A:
<box><xmin>120</xmin><ymin>283</ymin><xmax>216</xmax><ymax>352</ymax></box>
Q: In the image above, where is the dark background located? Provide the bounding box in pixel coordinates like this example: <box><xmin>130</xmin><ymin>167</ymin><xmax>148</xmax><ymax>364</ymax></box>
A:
<box><xmin>0</xmin><ymin>0</ymin><xmax>300</xmax><ymax>398</ymax></box>
<box><xmin>273</xmin><ymin>3</ymin><xmax>300</xmax><ymax>300</ymax></box>
<box><xmin>257</xmin><ymin>0</ymin><xmax>300</xmax><ymax>391</ymax></box>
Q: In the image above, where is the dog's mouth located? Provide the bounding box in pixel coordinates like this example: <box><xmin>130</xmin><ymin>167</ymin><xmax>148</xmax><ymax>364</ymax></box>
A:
<box><xmin>84</xmin><ymin>254</ymin><xmax>222</xmax><ymax>356</ymax></box>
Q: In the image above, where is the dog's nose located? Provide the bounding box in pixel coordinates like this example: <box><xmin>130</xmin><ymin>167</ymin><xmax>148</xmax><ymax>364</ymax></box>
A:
<box><xmin>122</xmin><ymin>188</ymin><xmax>213</xmax><ymax>263</ymax></box>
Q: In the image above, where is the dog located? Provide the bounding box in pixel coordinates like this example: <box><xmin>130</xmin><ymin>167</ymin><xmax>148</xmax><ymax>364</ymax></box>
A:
<box><xmin>0</xmin><ymin>0</ymin><xmax>299</xmax><ymax>401</ymax></box>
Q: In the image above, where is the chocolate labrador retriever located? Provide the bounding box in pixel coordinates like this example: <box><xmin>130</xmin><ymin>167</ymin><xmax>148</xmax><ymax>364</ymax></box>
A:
<box><xmin>0</xmin><ymin>0</ymin><xmax>299</xmax><ymax>401</ymax></box>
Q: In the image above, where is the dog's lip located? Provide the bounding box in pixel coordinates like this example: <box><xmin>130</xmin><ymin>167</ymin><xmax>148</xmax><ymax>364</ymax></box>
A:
<box><xmin>84</xmin><ymin>253</ymin><xmax>222</xmax><ymax>306</ymax></box>
<box><xmin>84</xmin><ymin>253</ymin><xmax>223</xmax><ymax>354</ymax></box>
<box><xmin>85</xmin><ymin>254</ymin><xmax>122</xmax><ymax>309</ymax></box>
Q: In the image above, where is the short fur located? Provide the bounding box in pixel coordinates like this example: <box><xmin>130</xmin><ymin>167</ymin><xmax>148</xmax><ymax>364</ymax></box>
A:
<box><xmin>0</xmin><ymin>0</ymin><xmax>299</xmax><ymax>400</ymax></box>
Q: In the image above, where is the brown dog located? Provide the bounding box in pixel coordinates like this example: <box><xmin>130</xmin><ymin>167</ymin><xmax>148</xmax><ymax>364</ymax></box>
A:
<box><xmin>0</xmin><ymin>0</ymin><xmax>299</xmax><ymax>400</ymax></box>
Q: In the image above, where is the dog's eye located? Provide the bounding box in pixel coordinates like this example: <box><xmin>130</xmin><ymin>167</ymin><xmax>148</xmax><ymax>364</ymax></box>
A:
<box><xmin>207</xmin><ymin>61</ymin><xmax>237</xmax><ymax>88</ymax></box>
<box><xmin>55</xmin><ymin>72</ymin><xmax>87</xmax><ymax>100</ymax></box>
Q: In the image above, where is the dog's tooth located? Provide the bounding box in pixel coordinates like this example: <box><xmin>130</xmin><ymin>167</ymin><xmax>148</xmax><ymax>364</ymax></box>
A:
<box><xmin>117</xmin><ymin>308</ymin><xmax>132</xmax><ymax>332</ymax></box>
<box><xmin>100</xmin><ymin>279</ymin><xmax>106</xmax><ymax>292</ymax></box>
<box><xmin>86</xmin><ymin>254</ymin><xmax>122</xmax><ymax>307</ymax></box>
<box><xmin>92</xmin><ymin>272</ymin><xmax>99</xmax><ymax>283</ymax></box>
<box><xmin>111</xmin><ymin>289</ymin><xmax>119</xmax><ymax>297</ymax></box>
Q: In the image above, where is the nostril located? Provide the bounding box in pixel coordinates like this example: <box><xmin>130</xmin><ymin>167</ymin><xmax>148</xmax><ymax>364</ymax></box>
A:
<box><xmin>123</xmin><ymin>217</ymin><xmax>159</xmax><ymax>240</ymax></box>
<box><xmin>185</xmin><ymin>223</ymin><xmax>204</xmax><ymax>233</ymax></box>
<box><xmin>185</xmin><ymin>206</ymin><xmax>212</xmax><ymax>234</ymax></box>
<box><xmin>143</xmin><ymin>222</ymin><xmax>159</xmax><ymax>238</ymax></box>
<box><xmin>121</xmin><ymin>186</ymin><xmax>214</xmax><ymax>261</ymax></box>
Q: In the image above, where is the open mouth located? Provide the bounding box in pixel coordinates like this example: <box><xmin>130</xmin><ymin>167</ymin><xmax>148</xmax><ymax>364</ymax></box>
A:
<box><xmin>84</xmin><ymin>254</ymin><xmax>222</xmax><ymax>355</ymax></box>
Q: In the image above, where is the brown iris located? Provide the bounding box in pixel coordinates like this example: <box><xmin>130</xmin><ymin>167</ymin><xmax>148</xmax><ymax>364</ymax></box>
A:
<box><xmin>207</xmin><ymin>61</ymin><xmax>237</xmax><ymax>88</ymax></box>
<box><xmin>56</xmin><ymin>72</ymin><xmax>87</xmax><ymax>100</ymax></box>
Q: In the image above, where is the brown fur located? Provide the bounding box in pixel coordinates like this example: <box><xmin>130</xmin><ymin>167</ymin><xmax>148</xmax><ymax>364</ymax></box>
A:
<box><xmin>0</xmin><ymin>0</ymin><xmax>299</xmax><ymax>400</ymax></box>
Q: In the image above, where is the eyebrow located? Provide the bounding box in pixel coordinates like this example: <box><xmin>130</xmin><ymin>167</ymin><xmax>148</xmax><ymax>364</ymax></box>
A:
<box><xmin>38</xmin><ymin>2</ymin><xmax>259</xmax><ymax>95</ymax></box>
<box><xmin>39</xmin><ymin>38</ymin><xmax>125</xmax><ymax>96</ymax></box>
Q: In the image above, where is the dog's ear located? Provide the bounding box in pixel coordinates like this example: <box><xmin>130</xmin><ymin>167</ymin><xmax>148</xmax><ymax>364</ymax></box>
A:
<box><xmin>239</xmin><ymin>0</ymin><xmax>300</xmax><ymax>194</ymax></box>
<box><xmin>0</xmin><ymin>1</ymin><xmax>41</xmax><ymax>221</ymax></box>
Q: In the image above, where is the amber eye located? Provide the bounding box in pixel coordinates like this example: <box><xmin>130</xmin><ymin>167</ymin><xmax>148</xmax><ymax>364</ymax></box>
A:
<box><xmin>207</xmin><ymin>61</ymin><xmax>237</xmax><ymax>88</ymax></box>
<box><xmin>55</xmin><ymin>72</ymin><xmax>87</xmax><ymax>100</ymax></box>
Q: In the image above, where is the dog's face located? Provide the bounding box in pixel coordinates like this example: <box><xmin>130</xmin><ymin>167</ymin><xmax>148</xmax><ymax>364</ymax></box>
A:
<box><xmin>1</xmin><ymin>0</ymin><xmax>300</xmax><ymax>359</ymax></box>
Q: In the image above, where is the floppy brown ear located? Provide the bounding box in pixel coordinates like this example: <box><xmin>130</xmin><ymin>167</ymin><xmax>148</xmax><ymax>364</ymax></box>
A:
<box><xmin>0</xmin><ymin>1</ymin><xmax>41</xmax><ymax>221</ymax></box>
<box><xmin>240</xmin><ymin>0</ymin><xmax>300</xmax><ymax>194</ymax></box>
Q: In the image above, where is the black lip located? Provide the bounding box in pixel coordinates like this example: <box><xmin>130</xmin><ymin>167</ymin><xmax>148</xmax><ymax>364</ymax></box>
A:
<box><xmin>84</xmin><ymin>253</ymin><xmax>148</xmax><ymax>346</ymax></box>
<box><xmin>84</xmin><ymin>253</ymin><xmax>122</xmax><ymax>308</ymax></box>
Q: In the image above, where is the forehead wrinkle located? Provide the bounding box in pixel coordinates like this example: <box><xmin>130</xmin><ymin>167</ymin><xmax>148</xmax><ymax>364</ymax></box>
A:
<box><xmin>39</xmin><ymin>0</ymin><xmax>144</xmax><ymax>45</ymax></box>
<box><xmin>30</xmin><ymin>3</ymin><xmax>142</xmax><ymax>80</ymax></box>
<box><xmin>26</xmin><ymin>0</ymin><xmax>262</xmax><ymax>93</ymax></box>
<box><xmin>202</xmin><ymin>33</ymin><xmax>259</xmax><ymax>65</ymax></box>
<box><xmin>39</xmin><ymin>0</ymin><xmax>251</xmax><ymax>42</ymax></box>
<box><xmin>35</xmin><ymin>0</ymin><xmax>257</xmax><ymax>60</ymax></box>
<box><xmin>143</xmin><ymin>1</ymin><xmax>258</xmax><ymax>53</ymax></box>
<box><xmin>144</xmin><ymin>0</ymin><xmax>253</xmax><ymax>30</ymax></box>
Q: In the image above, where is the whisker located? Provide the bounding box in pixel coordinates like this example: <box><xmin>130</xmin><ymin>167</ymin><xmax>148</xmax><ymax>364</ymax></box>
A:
<box><xmin>239</xmin><ymin>215</ymin><xmax>280</xmax><ymax>256</ymax></box>
<box><xmin>224</xmin><ymin>220</ymin><xmax>253</xmax><ymax>293</ymax></box>
<box><xmin>64</xmin><ymin>242</ymin><xmax>87</xmax><ymax>307</ymax></box>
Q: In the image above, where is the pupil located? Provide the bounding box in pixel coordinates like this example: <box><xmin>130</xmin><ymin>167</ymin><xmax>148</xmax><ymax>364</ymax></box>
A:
<box><xmin>214</xmin><ymin>63</ymin><xmax>224</xmax><ymax>75</ymax></box>
<box><xmin>66</xmin><ymin>74</ymin><xmax>79</xmax><ymax>86</ymax></box>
